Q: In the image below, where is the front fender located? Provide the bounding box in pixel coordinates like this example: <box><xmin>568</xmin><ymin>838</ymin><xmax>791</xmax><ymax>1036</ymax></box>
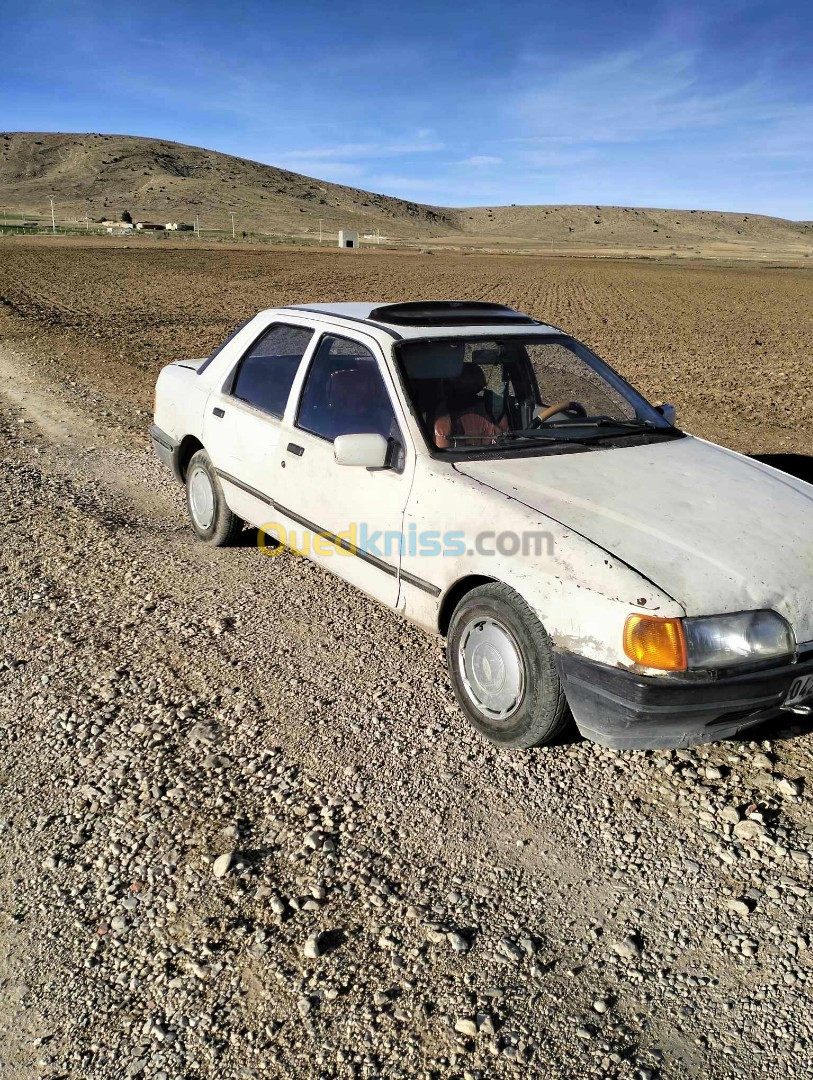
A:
<box><xmin>401</xmin><ymin>460</ymin><xmax>684</xmax><ymax>671</ymax></box>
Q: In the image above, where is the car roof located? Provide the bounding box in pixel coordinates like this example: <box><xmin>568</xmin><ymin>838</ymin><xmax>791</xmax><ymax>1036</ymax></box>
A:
<box><xmin>278</xmin><ymin>301</ymin><xmax>564</xmax><ymax>340</ymax></box>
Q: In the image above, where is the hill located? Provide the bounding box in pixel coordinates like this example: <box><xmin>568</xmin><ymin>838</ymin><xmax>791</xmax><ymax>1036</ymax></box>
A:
<box><xmin>0</xmin><ymin>132</ymin><xmax>455</xmax><ymax>238</ymax></box>
<box><xmin>1</xmin><ymin>131</ymin><xmax>812</xmax><ymax>256</ymax></box>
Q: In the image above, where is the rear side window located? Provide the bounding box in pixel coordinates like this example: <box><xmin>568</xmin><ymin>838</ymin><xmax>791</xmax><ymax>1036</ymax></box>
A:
<box><xmin>231</xmin><ymin>324</ymin><xmax>313</xmax><ymax>417</ymax></box>
<box><xmin>297</xmin><ymin>335</ymin><xmax>399</xmax><ymax>442</ymax></box>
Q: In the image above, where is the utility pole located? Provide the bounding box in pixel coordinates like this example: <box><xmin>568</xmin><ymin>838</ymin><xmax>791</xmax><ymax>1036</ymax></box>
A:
<box><xmin>230</xmin><ymin>212</ymin><xmax>236</xmax><ymax>240</ymax></box>
<box><xmin>195</xmin><ymin>213</ymin><xmax>200</xmax><ymax>238</ymax></box>
<box><xmin>318</xmin><ymin>218</ymin><xmax>322</xmax><ymax>245</ymax></box>
<box><xmin>49</xmin><ymin>196</ymin><xmax>56</xmax><ymax>233</ymax></box>
<box><xmin>85</xmin><ymin>201</ymin><xmax>90</xmax><ymax>231</ymax></box>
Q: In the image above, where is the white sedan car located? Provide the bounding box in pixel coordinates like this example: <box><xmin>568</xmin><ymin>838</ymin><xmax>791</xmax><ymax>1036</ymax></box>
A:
<box><xmin>151</xmin><ymin>301</ymin><xmax>813</xmax><ymax>750</ymax></box>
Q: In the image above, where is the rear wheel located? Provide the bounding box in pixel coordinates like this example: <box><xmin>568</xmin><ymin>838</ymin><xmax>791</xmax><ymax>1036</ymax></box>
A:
<box><xmin>185</xmin><ymin>449</ymin><xmax>242</xmax><ymax>546</ymax></box>
<box><xmin>446</xmin><ymin>582</ymin><xmax>570</xmax><ymax>749</ymax></box>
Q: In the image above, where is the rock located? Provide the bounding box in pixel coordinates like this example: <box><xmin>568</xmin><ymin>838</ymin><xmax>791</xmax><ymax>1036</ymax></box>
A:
<box><xmin>612</xmin><ymin>935</ymin><xmax>643</xmax><ymax>960</ymax></box>
<box><xmin>733</xmin><ymin>819</ymin><xmax>766</xmax><ymax>842</ymax></box>
<box><xmin>727</xmin><ymin>897</ymin><xmax>754</xmax><ymax>916</ymax></box>
<box><xmin>777</xmin><ymin>777</ymin><xmax>801</xmax><ymax>797</ymax></box>
<box><xmin>477</xmin><ymin>1013</ymin><xmax>496</xmax><ymax>1036</ymax></box>
<box><xmin>447</xmin><ymin>930</ymin><xmax>470</xmax><ymax>953</ymax></box>
<box><xmin>303</xmin><ymin>932</ymin><xmax>322</xmax><ymax>959</ymax></box>
<box><xmin>212</xmin><ymin>852</ymin><xmax>234</xmax><ymax>878</ymax></box>
<box><xmin>593</xmin><ymin>997</ymin><xmax>611</xmax><ymax>1013</ymax></box>
<box><xmin>751</xmin><ymin>752</ymin><xmax>773</xmax><ymax>770</ymax></box>
<box><xmin>497</xmin><ymin>937</ymin><xmax>525</xmax><ymax>963</ymax></box>
<box><xmin>454</xmin><ymin>1018</ymin><xmax>478</xmax><ymax>1038</ymax></box>
<box><xmin>296</xmin><ymin>996</ymin><xmax>312</xmax><ymax>1016</ymax></box>
<box><xmin>187</xmin><ymin>720</ymin><xmax>220</xmax><ymax>746</ymax></box>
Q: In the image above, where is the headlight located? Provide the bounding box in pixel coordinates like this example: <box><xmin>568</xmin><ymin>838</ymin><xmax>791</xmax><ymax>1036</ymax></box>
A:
<box><xmin>683</xmin><ymin>610</ymin><xmax>795</xmax><ymax>670</ymax></box>
<box><xmin>624</xmin><ymin>610</ymin><xmax>795</xmax><ymax>672</ymax></box>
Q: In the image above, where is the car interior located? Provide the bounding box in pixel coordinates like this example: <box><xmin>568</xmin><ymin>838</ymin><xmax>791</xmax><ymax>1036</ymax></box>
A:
<box><xmin>297</xmin><ymin>335</ymin><xmax>399</xmax><ymax>442</ymax></box>
<box><xmin>398</xmin><ymin>337</ymin><xmax>642</xmax><ymax>450</ymax></box>
<box><xmin>399</xmin><ymin>339</ymin><xmax>539</xmax><ymax>449</ymax></box>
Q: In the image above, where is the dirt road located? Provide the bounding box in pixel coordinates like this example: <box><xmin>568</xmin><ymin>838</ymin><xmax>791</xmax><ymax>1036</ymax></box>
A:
<box><xmin>1</xmin><ymin>242</ymin><xmax>813</xmax><ymax>1079</ymax></box>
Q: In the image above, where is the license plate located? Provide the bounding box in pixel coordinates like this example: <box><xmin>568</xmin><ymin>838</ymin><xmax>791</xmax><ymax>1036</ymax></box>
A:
<box><xmin>784</xmin><ymin>674</ymin><xmax>813</xmax><ymax>709</ymax></box>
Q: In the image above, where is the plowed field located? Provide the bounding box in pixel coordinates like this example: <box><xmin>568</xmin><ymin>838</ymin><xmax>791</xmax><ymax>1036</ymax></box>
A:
<box><xmin>1</xmin><ymin>237</ymin><xmax>812</xmax><ymax>454</ymax></box>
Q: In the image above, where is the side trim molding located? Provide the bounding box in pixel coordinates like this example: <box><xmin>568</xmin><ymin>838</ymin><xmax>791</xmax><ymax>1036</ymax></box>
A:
<box><xmin>216</xmin><ymin>469</ymin><xmax>274</xmax><ymax>507</ymax></box>
<box><xmin>214</xmin><ymin>469</ymin><xmax>441</xmax><ymax>597</ymax></box>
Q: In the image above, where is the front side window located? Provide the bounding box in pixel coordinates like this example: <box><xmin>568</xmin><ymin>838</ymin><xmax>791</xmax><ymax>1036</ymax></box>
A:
<box><xmin>396</xmin><ymin>334</ymin><xmax>674</xmax><ymax>454</ymax></box>
<box><xmin>231</xmin><ymin>323</ymin><xmax>314</xmax><ymax>417</ymax></box>
<box><xmin>297</xmin><ymin>335</ymin><xmax>401</xmax><ymax>444</ymax></box>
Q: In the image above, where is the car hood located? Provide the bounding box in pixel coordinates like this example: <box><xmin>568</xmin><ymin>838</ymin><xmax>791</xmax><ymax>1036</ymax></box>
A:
<box><xmin>455</xmin><ymin>436</ymin><xmax>813</xmax><ymax>641</ymax></box>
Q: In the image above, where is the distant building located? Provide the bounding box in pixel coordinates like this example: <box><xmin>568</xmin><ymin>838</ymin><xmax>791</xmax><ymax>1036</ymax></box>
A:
<box><xmin>135</xmin><ymin>222</ymin><xmax>165</xmax><ymax>231</ymax></box>
<box><xmin>106</xmin><ymin>226</ymin><xmax>133</xmax><ymax>235</ymax></box>
<box><xmin>338</xmin><ymin>229</ymin><xmax>359</xmax><ymax>249</ymax></box>
<box><xmin>165</xmin><ymin>222</ymin><xmax>178</xmax><ymax>230</ymax></box>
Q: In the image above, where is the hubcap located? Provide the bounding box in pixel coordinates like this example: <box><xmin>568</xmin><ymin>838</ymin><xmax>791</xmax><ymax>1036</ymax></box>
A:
<box><xmin>188</xmin><ymin>466</ymin><xmax>215</xmax><ymax>530</ymax></box>
<box><xmin>458</xmin><ymin>616</ymin><xmax>525</xmax><ymax>721</ymax></box>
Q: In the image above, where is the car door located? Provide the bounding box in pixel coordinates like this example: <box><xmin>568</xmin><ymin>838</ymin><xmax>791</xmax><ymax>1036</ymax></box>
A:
<box><xmin>272</xmin><ymin>331</ymin><xmax>414</xmax><ymax>608</ymax></box>
<box><xmin>202</xmin><ymin>321</ymin><xmax>316</xmax><ymax>525</ymax></box>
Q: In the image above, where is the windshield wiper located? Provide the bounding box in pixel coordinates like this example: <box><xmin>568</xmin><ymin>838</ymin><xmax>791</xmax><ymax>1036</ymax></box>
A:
<box><xmin>556</xmin><ymin>418</ymin><xmax>656</xmax><ymax>430</ymax></box>
<box><xmin>542</xmin><ymin>418</ymin><xmax>680</xmax><ymax>440</ymax></box>
<box><xmin>495</xmin><ymin>429</ymin><xmax>584</xmax><ymax>445</ymax></box>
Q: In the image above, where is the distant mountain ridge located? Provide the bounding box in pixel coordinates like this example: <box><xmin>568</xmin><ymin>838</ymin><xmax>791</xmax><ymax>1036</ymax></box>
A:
<box><xmin>2</xmin><ymin>131</ymin><xmax>811</xmax><ymax>254</ymax></box>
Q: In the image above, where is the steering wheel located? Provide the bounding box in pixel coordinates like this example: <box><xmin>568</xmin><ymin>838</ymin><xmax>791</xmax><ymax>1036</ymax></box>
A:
<box><xmin>535</xmin><ymin>400</ymin><xmax>588</xmax><ymax>424</ymax></box>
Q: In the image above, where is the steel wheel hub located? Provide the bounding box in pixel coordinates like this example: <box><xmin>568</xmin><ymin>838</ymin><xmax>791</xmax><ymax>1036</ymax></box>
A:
<box><xmin>188</xmin><ymin>466</ymin><xmax>215</xmax><ymax>530</ymax></box>
<box><xmin>458</xmin><ymin>616</ymin><xmax>525</xmax><ymax>720</ymax></box>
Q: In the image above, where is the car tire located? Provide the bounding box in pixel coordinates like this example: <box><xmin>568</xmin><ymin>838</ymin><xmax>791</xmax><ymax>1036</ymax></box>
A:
<box><xmin>185</xmin><ymin>449</ymin><xmax>242</xmax><ymax>546</ymax></box>
<box><xmin>447</xmin><ymin>582</ymin><xmax>571</xmax><ymax>749</ymax></box>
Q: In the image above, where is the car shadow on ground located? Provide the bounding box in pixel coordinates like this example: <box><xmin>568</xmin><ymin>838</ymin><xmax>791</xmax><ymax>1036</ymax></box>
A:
<box><xmin>236</xmin><ymin>525</ymin><xmax>287</xmax><ymax>552</ymax></box>
<box><xmin>750</xmin><ymin>453</ymin><xmax>813</xmax><ymax>485</ymax></box>
<box><xmin>748</xmin><ymin>712</ymin><xmax>813</xmax><ymax>744</ymax></box>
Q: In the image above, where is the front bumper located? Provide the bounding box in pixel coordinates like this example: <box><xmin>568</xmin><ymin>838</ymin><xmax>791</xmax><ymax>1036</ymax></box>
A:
<box><xmin>555</xmin><ymin>649</ymin><xmax>813</xmax><ymax>750</ymax></box>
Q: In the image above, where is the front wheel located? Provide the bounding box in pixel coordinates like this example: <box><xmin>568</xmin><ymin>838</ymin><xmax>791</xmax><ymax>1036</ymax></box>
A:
<box><xmin>446</xmin><ymin>582</ymin><xmax>570</xmax><ymax>749</ymax></box>
<box><xmin>185</xmin><ymin>449</ymin><xmax>242</xmax><ymax>546</ymax></box>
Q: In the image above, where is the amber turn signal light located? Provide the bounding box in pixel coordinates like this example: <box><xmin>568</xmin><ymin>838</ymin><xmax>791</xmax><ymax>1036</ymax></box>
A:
<box><xmin>623</xmin><ymin>614</ymin><xmax>688</xmax><ymax>672</ymax></box>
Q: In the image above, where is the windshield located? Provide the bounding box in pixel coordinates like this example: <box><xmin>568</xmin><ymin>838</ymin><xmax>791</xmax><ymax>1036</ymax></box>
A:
<box><xmin>395</xmin><ymin>334</ymin><xmax>672</xmax><ymax>453</ymax></box>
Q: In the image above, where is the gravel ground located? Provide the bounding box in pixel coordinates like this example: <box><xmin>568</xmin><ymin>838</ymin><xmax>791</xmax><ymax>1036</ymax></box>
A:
<box><xmin>2</xmin><ymin>247</ymin><xmax>813</xmax><ymax>1079</ymax></box>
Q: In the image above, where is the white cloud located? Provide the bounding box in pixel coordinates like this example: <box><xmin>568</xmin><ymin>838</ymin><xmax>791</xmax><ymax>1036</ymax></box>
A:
<box><xmin>519</xmin><ymin>147</ymin><xmax>597</xmax><ymax>169</ymax></box>
<box><xmin>281</xmin><ymin>161</ymin><xmax>367</xmax><ymax>182</ymax></box>
<box><xmin>516</xmin><ymin>41</ymin><xmax>809</xmax><ymax>146</ymax></box>
<box><xmin>277</xmin><ymin>140</ymin><xmax>444</xmax><ymax>162</ymax></box>
<box><xmin>460</xmin><ymin>155</ymin><xmax>503</xmax><ymax>166</ymax></box>
<box><xmin>364</xmin><ymin>174</ymin><xmax>442</xmax><ymax>194</ymax></box>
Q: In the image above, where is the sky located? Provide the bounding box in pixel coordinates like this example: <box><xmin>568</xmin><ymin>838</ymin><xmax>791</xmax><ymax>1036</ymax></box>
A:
<box><xmin>2</xmin><ymin>0</ymin><xmax>812</xmax><ymax>217</ymax></box>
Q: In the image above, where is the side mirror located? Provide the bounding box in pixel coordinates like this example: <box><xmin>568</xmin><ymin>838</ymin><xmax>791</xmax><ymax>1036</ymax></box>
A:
<box><xmin>656</xmin><ymin>403</ymin><xmax>676</xmax><ymax>426</ymax></box>
<box><xmin>334</xmin><ymin>432</ymin><xmax>390</xmax><ymax>468</ymax></box>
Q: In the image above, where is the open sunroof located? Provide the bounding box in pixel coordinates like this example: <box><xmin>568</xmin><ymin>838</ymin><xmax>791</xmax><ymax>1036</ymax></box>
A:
<box><xmin>368</xmin><ymin>301</ymin><xmax>538</xmax><ymax>326</ymax></box>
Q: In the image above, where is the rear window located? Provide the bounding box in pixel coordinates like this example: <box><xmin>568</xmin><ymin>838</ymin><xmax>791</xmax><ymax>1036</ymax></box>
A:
<box><xmin>196</xmin><ymin>318</ymin><xmax>253</xmax><ymax>375</ymax></box>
